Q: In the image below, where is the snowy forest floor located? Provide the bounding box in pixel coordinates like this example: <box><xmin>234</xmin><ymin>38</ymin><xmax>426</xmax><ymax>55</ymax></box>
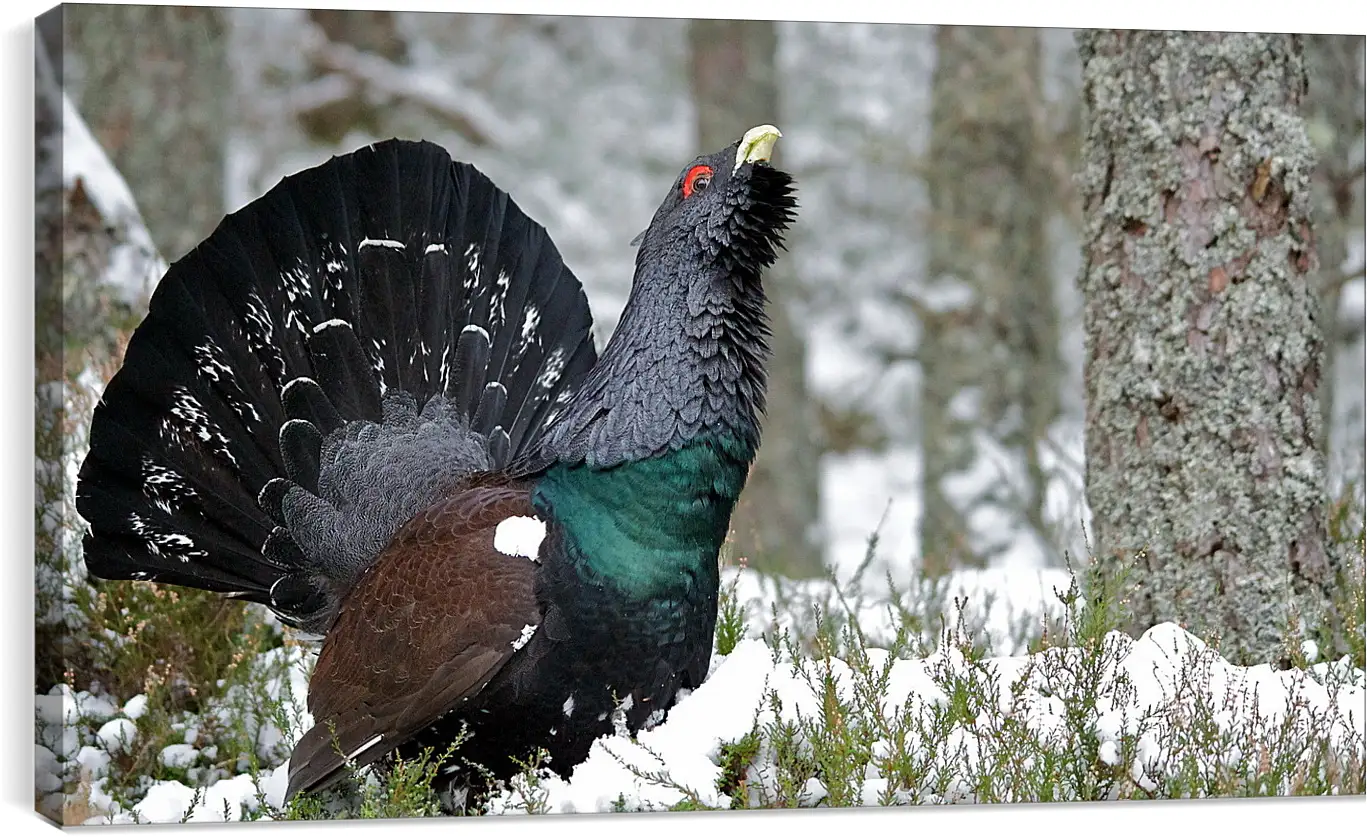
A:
<box><xmin>36</xmin><ymin>542</ymin><xmax>1367</xmax><ymax>824</ymax></box>
<box><xmin>35</xmin><ymin>363</ymin><xmax>1367</xmax><ymax>823</ymax></box>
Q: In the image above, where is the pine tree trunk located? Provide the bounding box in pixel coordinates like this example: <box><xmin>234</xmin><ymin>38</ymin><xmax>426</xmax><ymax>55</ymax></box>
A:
<box><xmin>689</xmin><ymin>19</ymin><xmax>824</xmax><ymax>578</ymax></box>
<box><xmin>63</xmin><ymin>4</ymin><xmax>229</xmax><ymax>262</ymax></box>
<box><xmin>920</xmin><ymin>26</ymin><xmax>1060</xmax><ymax>575</ymax></box>
<box><xmin>1077</xmin><ymin>31</ymin><xmax>1337</xmax><ymax>664</ymax></box>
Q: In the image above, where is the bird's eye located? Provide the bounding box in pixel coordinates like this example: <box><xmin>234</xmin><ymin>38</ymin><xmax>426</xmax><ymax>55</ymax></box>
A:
<box><xmin>682</xmin><ymin>165</ymin><xmax>713</xmax><ymax>199</ymax></box>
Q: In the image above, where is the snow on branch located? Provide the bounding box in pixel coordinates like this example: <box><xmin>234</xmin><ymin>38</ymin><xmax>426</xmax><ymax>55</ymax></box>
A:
<box><xmin>52</xmin><ymin>82</ymin><xmax>167</xmax><ymax>310</ymax></box>
<box><xmin>298</xmin><ymin>34</ymin><xmax>516</xmax><ymax>149</ymax></box>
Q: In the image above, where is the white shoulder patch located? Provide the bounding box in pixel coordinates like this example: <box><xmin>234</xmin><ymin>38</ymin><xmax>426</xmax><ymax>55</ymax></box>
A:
<box><xmin>494</xmin><ymin>515</ymin><xmax>546</xmax><ymax>562</ymax></box>
<box><xmin>511</xmin><ymin>623</ymin><xmax>538</xmax><ymax>652</ymax></box>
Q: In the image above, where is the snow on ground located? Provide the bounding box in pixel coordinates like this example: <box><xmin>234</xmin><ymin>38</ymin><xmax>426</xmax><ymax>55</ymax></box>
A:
<box><xmin>40</xmin><ymin>644</ymin><xmax>315</xmax><ymax>825</ymax></box>
<box><xmin>35</xmin><ymin>366</ymin><xmax>110</xmax><ymax>638</ymax></box>
<box><xmin>496</xmin><ymin>623</ymin><xmax>1365</xmax><ymax>812</ymax></box>
<box><xmin>52</xmin><ymin>563</ymin><xmax>1363</xmax><ymax>823</ymax></box>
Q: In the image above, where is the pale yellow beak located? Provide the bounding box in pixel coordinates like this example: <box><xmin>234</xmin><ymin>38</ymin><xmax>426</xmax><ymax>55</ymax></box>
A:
<box><xmin>734</xmin><ymin>124</ymin><xmax>782</xmax><ymax>173</ymax></box>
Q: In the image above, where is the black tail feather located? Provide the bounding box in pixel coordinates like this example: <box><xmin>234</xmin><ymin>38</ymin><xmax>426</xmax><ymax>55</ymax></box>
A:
<box><xmin>280</xmin><ymin>420</ymin><xmax>324</xmax><ymax>491</ymax></box>
<box><xmin>281</xmin><ymin>377</ymin><xmax>344</xmax><ymax>437</ymax></box>
<box><xmin>77</xmin><ymin>139</ymin><xmax>597</xmax><ymax>630</ymax></box>
<box><xmin>306</xmin><ymin>320</ymin><xmax>383</xmax><ymax>423</ymax></box>
<box><xmin>451</xmin><ymin>325</ymin><xmax>492</xmax><ymax>421</ymax></box>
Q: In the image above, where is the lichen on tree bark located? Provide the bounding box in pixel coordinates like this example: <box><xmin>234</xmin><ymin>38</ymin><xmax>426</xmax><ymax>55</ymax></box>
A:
<box><xmin>1076</xmin><ymin>31</ymin><xmax>1337</xmax><ymax>664</ymax></box>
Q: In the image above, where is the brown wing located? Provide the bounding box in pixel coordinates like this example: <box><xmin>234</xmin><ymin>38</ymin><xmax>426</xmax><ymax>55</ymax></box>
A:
<box><xmin>285</xmin><ymin>484</ymin><xmax>542</xmax><ymax>797</ymax></box>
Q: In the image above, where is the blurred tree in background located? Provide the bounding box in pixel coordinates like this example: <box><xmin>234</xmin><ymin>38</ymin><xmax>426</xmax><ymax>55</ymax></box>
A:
<box><xmin>690</xmin><ymin>19</ymin><xmax>825</xmax><ymax>578</ymax></box>
<box><xmin>1304</xmin><ymin>35</ymin><xmax>1366</xmax><ymax>492</ymax></box>
<box><xmin>918</xmin><ymin>26</ymin><xmax>1061</xmax><ymax>576</ymax></box>
<box><xmin>297</xmin><ymin>10</ymin><xmax>408</xmax><ymax>145</ymax></box>
<box><xmin>62</xmin><ymin>4</ymin><xmax>229</xmax><ymax>262</ymax></box>
<box><xmin>1077</xmin><ymin>30</ymin><xmax>1339</xmax><ymax>664</ymax></box>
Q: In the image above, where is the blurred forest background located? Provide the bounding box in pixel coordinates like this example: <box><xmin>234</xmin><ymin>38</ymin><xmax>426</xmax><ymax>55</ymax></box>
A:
<box><xmin>41</xmin><ymin>7</ymin><xmax>1366</xmax><ymax>595</ymax></box>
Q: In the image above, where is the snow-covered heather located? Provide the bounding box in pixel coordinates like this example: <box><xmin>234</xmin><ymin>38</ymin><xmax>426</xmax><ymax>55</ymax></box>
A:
<box><xmin>38</xmin><ymin>644</ymin><xmax>315</xmax><ymax>825</ymax></box>
<box><xmin>485</xmin><ymin>625</ymin><xmax>1363</xmax><ymax>813</ymax></box>
<box><xmin>49</xmin><ymin>562</ymin><xmax>1362</xmax><ymax>824</ymax></box>
<box><xmin>726</xmin><ymin>566</ymin><xmax>1072</xmax><ymax>656</ymax></box>
<box><xmin>34</xmin><ymin>365</ymin><xmax>108</xmax><ymax>632</ymax></box>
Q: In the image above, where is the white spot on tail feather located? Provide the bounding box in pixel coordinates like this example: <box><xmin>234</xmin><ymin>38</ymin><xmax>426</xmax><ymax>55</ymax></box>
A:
<box><xmin>490</xmin><ymin>269</ymin><xmax>511</xmax><ymax>326</ymax></box>
<box><xmin>511</xmin><ymin>623</ymin><xmax>538</xmax><ymax>652</ymax></box>
<box><xmin>439</xmin><ymin>342</ymin><xmax>454</xmax><ymax>391</ymax></box>
<box><xmin>142</xmin><ymin>456</ymin><xmax>196</xmax><ymax>514</ymax></box>
<box><xmin>194</xmin><ymin>340</ymin><xmax>233</xmax><ymax>383</ymax></box>
<box><xmin>562</xmin><ymin>695</ymin><xmax>575</xmax><ymax>718</ymax></box>
<box><xmin>494</xmin><ymin>516</ymin><xmax>545</xmax><ymax>561</ymax></box>
<box><xmin>425</xmin><ymin>242</ymin><xmax>447</xmax><ymax>255</ymax></box>
<box><xmin>321</xmin><ymin>241</ymin><xmax>348</xmax><ymax>302</ymax></box>
<box><xmin>369</xmin><ymin>339</ymin><xmax>388</xmax><ymax>396</ymax></box>
<box><xmin>128</xmin><ymin>513</ymin><xmax>205</xmax><ymax>562</ymax></box>
<box><xmin>461</xmin><ymin>323</ymin><xmax>490</xmax><ymax>342</ymax></box>
<box><xmin>359</xmin><ymin>238</ymin><xmax>404</xmax><ymax>251</ymax></box>
<box><xmin>284</xmin><ymin>307</ymin><xmax>309</xmax><ymax>337</ymax></box>
<box><xmin>242</xmin><ymin>290</ymin><xmax>285</xmax><ymax>379</ymax></box>
<box><xmin>281</xmin><ymin>261</ymin><xmax>312</xmax><ymax>305</ymax></box>
<box><xmin>516</xmin><ymin>305</ymin><xmax>541</xmax><ymax>358</ymax></box>
<box><xmin>312</xmin><ymin>318</ymin><xmax>351</xmax><ymax>335</ymax></box>
<box><xmin>464</xmin><ymin>243</ymin><xmax>482</xmax><ymax>290</ymax></box>
<box><xmin>345</xmin><ymin>734</ymin><xmax>384</xmax><ymax>761</ymax></box>
<box><xmin>536</xmin><ymin>346</ymin><xmax>567</xmax><ymax>392</ymax></box>
<box><xmin>164</xmin><ymin>387</ymin><xmax>238</xmax><ymax>468</ymax></box>
<box><xmin>195</xmin><ymin>340</ymin><xmax>261</xmax><ymax>425</ymax></box>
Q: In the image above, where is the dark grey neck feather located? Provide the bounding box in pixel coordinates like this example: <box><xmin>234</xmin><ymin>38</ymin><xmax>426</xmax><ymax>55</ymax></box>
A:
<box><xmin>540</xmin><ymin>254</ymin><xmax>770</xmax><ymax>469</ymax></box>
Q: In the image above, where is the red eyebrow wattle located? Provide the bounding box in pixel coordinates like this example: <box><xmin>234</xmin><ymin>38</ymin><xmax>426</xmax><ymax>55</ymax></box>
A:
<box><xmin>682</xmin><ymin>165</ymin><xmax>713</xmax><ymax>199</ymax></box>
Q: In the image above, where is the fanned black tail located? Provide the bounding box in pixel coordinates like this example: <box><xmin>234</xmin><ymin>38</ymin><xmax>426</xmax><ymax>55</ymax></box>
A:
<box><xmin>76</xmin><ymin>140</ymin><xmax>597</xmax><ymax>632</ymax></box>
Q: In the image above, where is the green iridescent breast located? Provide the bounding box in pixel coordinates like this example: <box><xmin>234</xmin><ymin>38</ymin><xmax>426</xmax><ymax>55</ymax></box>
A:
<box><xmin>532</xmin><ymin>434</ymin><xmax>753</xmax><ymax>598</ymax></box>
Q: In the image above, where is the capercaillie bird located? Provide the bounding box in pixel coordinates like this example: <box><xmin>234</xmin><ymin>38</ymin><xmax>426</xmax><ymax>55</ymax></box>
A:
<box><xmin>76</xmin><ymin>125</ymin><xmax>796</xmax><ymax>801</ymax></box>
